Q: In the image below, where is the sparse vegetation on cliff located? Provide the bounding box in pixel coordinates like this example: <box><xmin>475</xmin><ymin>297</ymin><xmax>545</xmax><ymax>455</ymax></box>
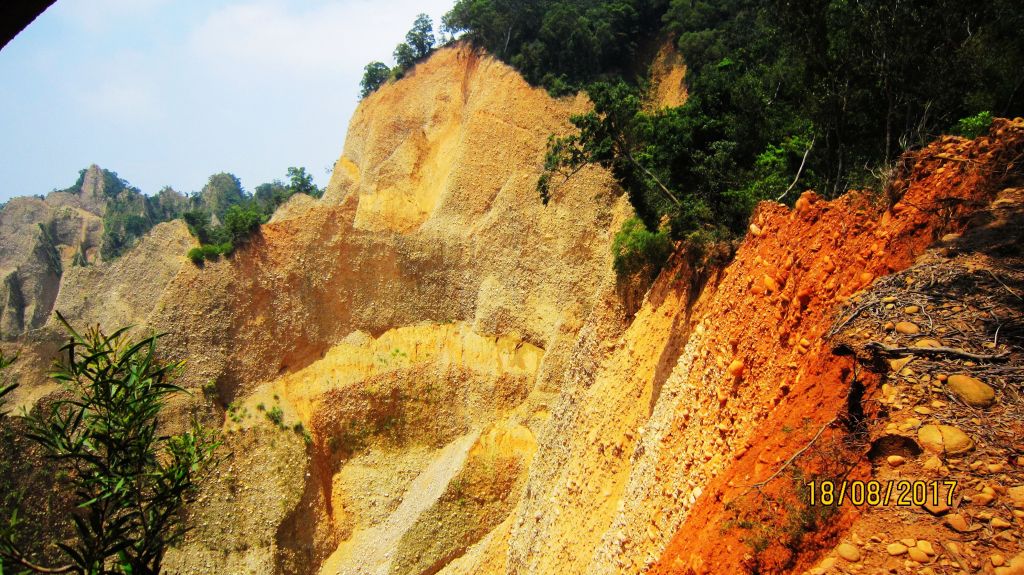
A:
<box><xmin>359</xmin><ymin>13</ymin><xmax>439</xmax><ymax>98</ymax></box>
<box><xmin>183</xmin><ymin>167</ymin><xmax>322</xmax><ymax>264</ymax></box>
<box><xmin>611</xmin><ymin>217</ymin><xmax>672</xmax><ymax>277</ymax></box>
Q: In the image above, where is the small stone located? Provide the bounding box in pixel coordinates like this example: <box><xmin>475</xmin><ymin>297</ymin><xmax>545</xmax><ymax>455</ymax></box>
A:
<box><xmin>837</xmin><ymin>543</ymin><xmax>862</xmax><ymax>562</ymax></box>
<box><xmin>991</xmin><ymin>517</ymin><xmax>1012</xmax><ymax>529</ymax></box>
<box><xmin>936</xmin><ymin>374</ymin><xmax>948</xmax><ymax>382</ymax></box>
<box><xmin>918</xmin><ymin>424</ymin><xmax>974</xmax><ymax>455</ymax></box>
<box><xmin>905</xmin><ymin>305</ymin><xmax>920</xmax><ymax>314</ymax></box>
<box><xmin>887</xmin><ymin>455</ymin><xmax>907</xmax><ymax>467</ymax></box>
<box><xmin>727</xmin><ymin>359</ymin><xmax>745</xmax><ymax>378</ymax></box>
<box><xmin>899</xmin><ymin>417</ymin><xmax>922</xmax><ymax>431</ymax></box>
<box><xmin>944</xmin><ymin>513</ymin><xmax>971</xmax><ymax>532</ymax></box>
<box><xmin>900</xmin><ymin>538</ymin><xmax>917</xmax><ymax>547</ymax></box>
<box><xmin>895</xmin><ymin>321</ymin><xmax>920</xmax><ymax>334</ymax></box>
<box><xmin>914</xmin><ymin>406</ymin><xmax>933</xmax><ymax>415</ymax></box>
<box><xmin>917</xmin><ymin>540</ymin><xmax>935</xmax><ymax>555</ymax></box>
<box><xmin>749</xmin><ymin>223</ymin><xmax>762</xmax><ymax>236</ymax></box>
<box><xmin>887</xmin><ymin>542</ymin><xmax>909</xmax><ymax>556</ymax></box>
<box><xmin>884</xmin><ymin>321</ymin><xmax>896</xmax><ymax>331</ymax></box>
<box><xmin>908</xmin><ymin>547</ymin><xmax>929</xmax><ymax>563</ymax></box>
<box><xmin>924</xmin><ymin>501</ymin><xmax>951</xmax><ymax>515</ymax></box>
<box><xmin>1008</xmin><ymin>485</ymin><xmax>1024</xmax><ymax>507</ymax></box>
<box><xmin>923</xmin><ymin>455</ymin><xmax>943</xmax><ymax>471</ymax></box>
<box><xmin>974</xmin><ymin>492</ymin><xmax>995</xmax><ymax>506</ymax></box>
<box><xmin>889</xmin><ymin>356</ymin><xmax>914</xmax><ymax>371</ymax></box>
<box><xmin>946</xmin><ymin>374</ymin><xmax>996</xmax><ymax>408</ymax></box>
<box><xmin>992</xmin><ymin>555</ymin><xmax>1006</xmax><ymax>567</ymax></box>
<box><xmin>915</xmin><ymin>338</ymin><xmax>942</xmax><ymax>348</ymax></box>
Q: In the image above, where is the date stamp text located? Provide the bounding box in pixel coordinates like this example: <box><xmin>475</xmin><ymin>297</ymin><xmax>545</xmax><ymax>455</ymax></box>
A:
<box><xmin>806</xmin><ymin>480</ymin><xmax>957</xmax><ymax>507</ymax></box>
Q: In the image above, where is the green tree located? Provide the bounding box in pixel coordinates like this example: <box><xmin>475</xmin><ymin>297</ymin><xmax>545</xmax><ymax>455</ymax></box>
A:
<box><xmin>360</xmin><ymin>62</ymin><xmax>391</xmax><ymax>98</ymax></box>
<box><xmin>406</xmin><ymin>13</ymin><xmax>436</xmax><ymax>59</ymax></box>
<box><xmin>0</xmin><ymin>315</ymin><xmax>219</xmax><ymax>574</ymax></box>
<box><xmin>199</xmin><ymin>173</ymin><xmax>245</xmax><ymax>221</ymax></box>
<box><xmin>286</xmin><ymin>167</ymin><xmax>321</xmax><ymax>199</ymax></box>
<box><xmin>254</xmin><ymin>181</ymin><xmax>290</xmax><ymax>213</ymax></box>
<box><xmin>393</xmin><ymin>42</ymin><xmax>417</xmax><ymax>72</ymax></box>
<box><xmin>182</xmin><ymin>210</ymin><xmax>214</xmax><ymax>245</ymax></box>
<box><xmin>223</xmin><ymin>204</ymin><xmax>262</xmax><ymax>243</ymax></box>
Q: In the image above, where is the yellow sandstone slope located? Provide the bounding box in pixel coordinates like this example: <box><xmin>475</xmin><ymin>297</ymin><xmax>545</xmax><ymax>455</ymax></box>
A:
<box><xmin>9</xmin><ymin>43</ymin><xmax>1023</xmax><ymax>575</ymax></box>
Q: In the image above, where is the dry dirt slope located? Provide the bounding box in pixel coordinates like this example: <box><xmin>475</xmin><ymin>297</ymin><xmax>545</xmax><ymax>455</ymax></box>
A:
<box><xmin>5</xmin><ymin>43</ymin><xmax>1023</xmax><ymax>575</ymax></box>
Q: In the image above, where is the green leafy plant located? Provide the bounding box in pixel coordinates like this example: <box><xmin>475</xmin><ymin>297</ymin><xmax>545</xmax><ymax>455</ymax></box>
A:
<box><xmin>360</xmin><ymin>62</ymin><xmax>392</xmax><ymax>98</ymax></box>
<box><xmin>187</xmin><ymin>247</ymin><xmax>204</xmax><ymax>265</ymax></box>
<box><xmin>0</xmin><ymin>314</ymin><xmax>220</xmax><ymax>574</ymax></box>
<box><xmin>611</xmin><ymin>217</ymin><xmax>672</xmax><ymax>277</ymax></box>
<box><xmin>266</xmin><ymin>406</ymin><xmax>284</xmax><ymax>427</ymax></box>
<box><xmin>953</xmin><ymin>111</ymin><xmax>993</xmax><ymax>139</ymax></box>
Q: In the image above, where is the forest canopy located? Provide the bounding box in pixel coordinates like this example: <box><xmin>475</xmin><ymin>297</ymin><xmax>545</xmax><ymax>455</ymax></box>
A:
<box><xmin>443</xmin><ymin>0</ymin><xmax>1024</xmax><ymax>259</ymax></box>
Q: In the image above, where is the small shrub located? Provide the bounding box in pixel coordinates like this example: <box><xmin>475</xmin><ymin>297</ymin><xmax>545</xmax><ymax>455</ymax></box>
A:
<box><xmin>611</xmin><ymin>217</ymin><xmax>673</xmax><ymax>276</ymax></box>
<box><xmin>187</xmin><ymin>247</ymin><xmax>204</xmax><ymax>265</ymax></box>
<box><xmin>201</xmin><ymin>244</ymin><xmax>221</xmax><ymax>261</ymax></box>
<box><xmin>954</xmin><ymin>111</ymin><xmax>993</xmax><ymax>139</ymax></box>
<box><xmin>266</xmin><ymin>406</ymin><xmax>284</xmax><ymax>427</ymax></box>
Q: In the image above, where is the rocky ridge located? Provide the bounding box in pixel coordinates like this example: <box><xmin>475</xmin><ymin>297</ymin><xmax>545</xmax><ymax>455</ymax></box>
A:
<box><xmin>2</xmin><ymin>44</ymin><xmax>1022</xmax><ymax>575</ymax></box>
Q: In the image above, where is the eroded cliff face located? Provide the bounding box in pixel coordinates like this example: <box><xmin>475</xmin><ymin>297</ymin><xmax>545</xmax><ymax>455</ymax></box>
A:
<box><xmin>3</xmin><ymin>44</ymin><xmax>625</xmax><ymax>574</ymax></box>
<box><xmin>0</xmin><ymin>165</ymin><xmax>110</xmax><ymax>340</ymax></box>
<box><xmin>6</xmin><ymin>43</ymin><xmax>1023</xmax><ymax>575</ymax></box>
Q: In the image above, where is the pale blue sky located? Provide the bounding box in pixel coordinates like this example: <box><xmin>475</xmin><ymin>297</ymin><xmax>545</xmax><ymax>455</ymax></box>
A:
<box><xmin>0</xmin><ymin>0</ymin><xmax>454</xmax><ymax>201</ymax></box>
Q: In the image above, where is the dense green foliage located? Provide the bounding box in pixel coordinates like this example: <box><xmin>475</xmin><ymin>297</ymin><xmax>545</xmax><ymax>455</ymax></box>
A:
<box><xmin>182</xmin><ymin>167</ymin><xmax>323</xmax><ymax>264</ymax></box>
<box><xmin>0</xmin><ymin>315</ymin><xmax>219</xmax><ymax>574</ymax></box>
<box><xmin>360</xmin><ymin>62</ymin><xmax>391</xmax><ymax>98</ymax></box>
<box><xmin>486</xmin><ymin>0</ymin><xmax>1024</xmax><ymax>267</ymax></box>
<box><xmin>394</xmin><ymin>13</ymin><xmax>436</xmax><ymax>75</ymax></box>
<box><xmin>405</xmin><ymin>14</ymin><xmax>437</xmax><ymax>60</ymax></box>
<box><xmin>442</xmin><ymin>0</ymin><xmax>665</xmax><ymax>95</ymax></box>
<box><xmin>954</xmin><ymin>111</ymin><xmax>995</xmax><ymax>139</ymax></box>
<box><xmin>286</xmin><ymin>167</ymin><xmax>321</xmax><ymax>199</ymax></box>
<box><xmin>50</xmin><ymin>164</ymin><xmax>323</xmax><ymax>265</ymax></box>
<box><xmin>198</xmin><ymin>172</ymin><xmax>246</xmax><ymax>222</ymax></box>
<box><xmin>611</xmin><ymin>217</ymin><xmax>672</xmax><ymax>276</ymax></box>
<box><xmin>360</xmin><ymin>14</ymin><xmax>438</xmax><ymax>98</ymax></box>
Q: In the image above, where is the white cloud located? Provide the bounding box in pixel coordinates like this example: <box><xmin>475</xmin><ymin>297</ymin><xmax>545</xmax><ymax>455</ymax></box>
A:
<box><xmin>73</xmin><ymin>51</ymin><xmax>163</xmax><ymax>125</ymax></box>
<box><xmin>58</xmin><ymin>0</ymin><xmax>171</xmax><ymax>33</ymax></box>
<box><xmin>188</xmin><ymin>0</ymin><xmax>453</xmax><ymax>78</ymax></box>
